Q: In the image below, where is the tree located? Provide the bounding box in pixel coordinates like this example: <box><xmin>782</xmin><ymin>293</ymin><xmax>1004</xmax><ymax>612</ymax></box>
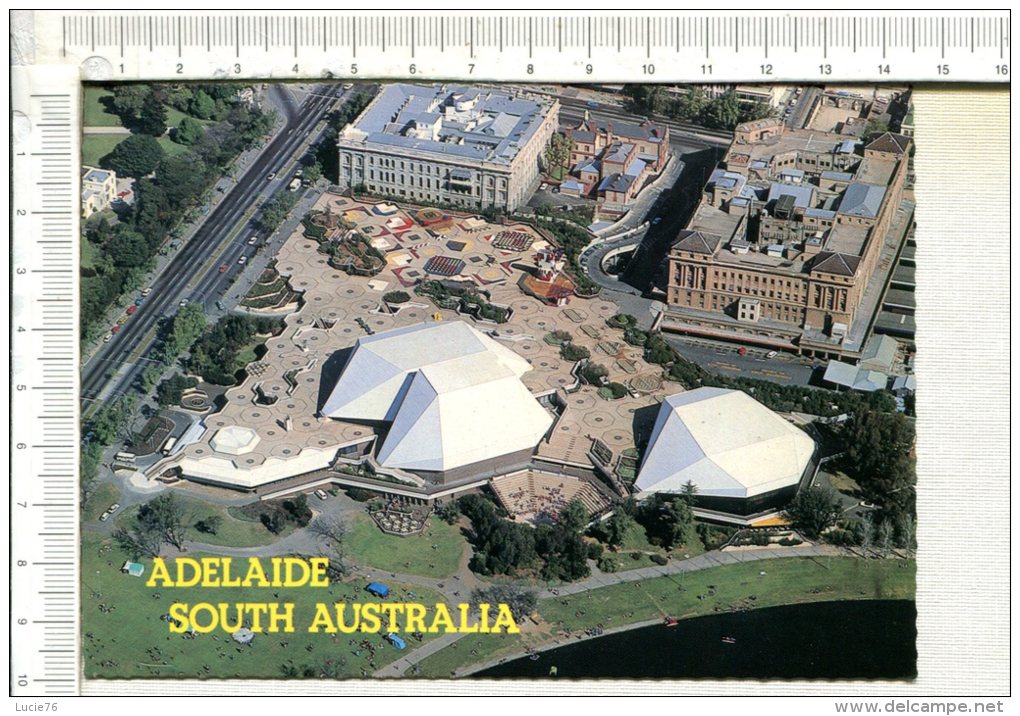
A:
<box><xmin>188</xmin><ymin>89</ymin><xmax>218</xmax><ymax>120</ymax></box>
<box><xmin>876</xmin><ymin>519</ymin><xmax>895</xmax><ymax>555</ymax></box>
<box><xmin>258</xmin><ymin>191</ymin><xmax>299</xmax><ymax>234</ymax></box>
<box><xmin>557</xmin><ymin>498</ymin><xmax>589</xmax><ymax>533</ymax></box>
<box><xmin>784</xmin><ymin>486</ymin><xmax>843</xmax><ymax>539</ymax></box>
<box><xmin>137</xmin><ymin>92</ymin><xmax>168</xmax><ymax>136</ymax></box>
<box><xmin>680</xmin><ymin>480</ymin><xmax>699</xmax><ymax>506</ymax></box>
<box><xmin>174</xmin><ymin>116</ymin><xmax>204</xmax><ymax>145</ymax></box>
<box><xmin>302</xmin><ymin>162</ymin><xmax>322</xmax><ymax>185</ymax></box>
<box><xmin>195</xmin><ymin>514</ymin><xmax>223</xmax><ymax>535</ymax></box>
<box><xmin>701</xmin><ymin>91</ymin><xmax>743</xmax><ymax>130</ymax></box>
<box><xmin>671</xmin><ymin>87</ymin><xmax>708</xmax><ymax>121</ymax></box>
<box><xmin>113</xmin><ymin>525</ymin><xmax>163</xmax><ymax>559</ymax></box>
<box><xmin>139</xmin><ymin>493</ymin><xmax>190</xmax><ymax>550</ymax></box>
<box><xmin>840</xmin><ymin>409</ymin><xmax>915</xmax><ymax>515</ymax></box>
<box><xmin>105</xmin><ymin>226</ymin><xmax>150</xmax><ymax>268</ymax></box>
<box><xmin>156</xmin><ymin>374</ymin><xmax>198</xmax><ymax>407</ymax></box>
<box><xmin>308</xmin><ymin>514</ymin><xmax>350</xmax><ymax>580</ymax></box>
<box><xmin>163</xmin><ymin>303</ymin><xmax>207</xmax><ymax>358</ymax></box>
<box><xmin>596</xmin><ymin>511</ymin><xmax>636</xmax><ymax>549</ymax></box>
<box><xmin>470</xmin><ymin>585</ymin><xmax>537</xmax><ymax>623</ymax></box>
<box><xmin>545</xmin><ymin>132</ymin><xmax>573</xmax><ymax>178</ymax></box>
<box><xmin>660</xmin><ymin>496</ymin><xmax>697</xmax><ymax>549</ymax></box>
<box><xmin>110</xmin><ymin>85</ymin><xmax>149</xmax><ymax>121</ymax></box>
<box><xmin>101</xmin><ymin>134</ymin><xmax>165</xmax><ymax>178</ymax></box>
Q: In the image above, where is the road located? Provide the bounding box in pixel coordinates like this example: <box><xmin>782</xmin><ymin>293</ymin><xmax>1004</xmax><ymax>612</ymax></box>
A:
<box><xmin>664</xmin><ymin>334</ymin><xmax>819</xmax><ymax>387</ymax></box>
<box><xmin>80</xmin><ymin>82</ymin><xmax>343</xmax><ymax>413</ymax></box>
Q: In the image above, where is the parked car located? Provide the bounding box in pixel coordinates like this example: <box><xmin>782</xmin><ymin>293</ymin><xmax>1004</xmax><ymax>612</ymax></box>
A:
<box><xmin>765</xmin><ymin>350</ymin><xmax>778</xmax><ymax>359</ymax></box>
<box><xmin>237</xmin><ymin>256</ymin><xmax>248</xmax><ymax>265</ymax></box>
<box><xmin>126</xmin><ymin>305</ymin><xmax>137</xmax><ymax>315</ymax></box>
<box><xmin>737</xmin><ymin>346</ymin><xmax>747</xmax><ymax>356</ymax></box>
<box><xmin>110</xmin><ymin>325</ymin><xmax>120</xmax><ymax>334</ymax></box>
<box><xmin>179</xmin><ymin>299</ymin><xmax>189</xmax><ymax>308</ymax></box>
<box><xmin>108</xmin><ymin>503</ymin><xmax>121</xmax><ymax>513</ymax></box>
<box><xmin>247</xmin><ymin>235</ymin><xmax>259</xmax><ymax>245</ymax></box>
<box><xmin>314</xmin><ymin>489</ymin><xmax>328</xmax><ymax>501</ymax></box>
<box><xmin>99</xmin><ymin>512</ymin><xmax>110</xmax><ymax>522</ymax></box>
<box><xmin>103</xmin><ymin>334</ymin><xmax>112</xmax><ymax>343</ymax></box>
<box><xmin>141</xmin><ymin>287</ymin><xmax>152</xmax><ymax>297</ymax></box>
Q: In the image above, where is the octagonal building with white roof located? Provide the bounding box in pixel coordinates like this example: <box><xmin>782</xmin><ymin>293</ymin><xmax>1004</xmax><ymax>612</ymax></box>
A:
<box><xmin>635</xmin><ymin>387</ymin><xmax>816</xmax><ymax>516</ymax></box>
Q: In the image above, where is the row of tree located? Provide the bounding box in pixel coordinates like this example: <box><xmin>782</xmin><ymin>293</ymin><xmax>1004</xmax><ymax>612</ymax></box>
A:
<box><xmin>82</xmin><ymin>98</ymin><xmax>274</xmax><ymax>342</ymax></box>
<box><xmin>622</xmin><ymin>85</ymin><xmax>773</xmax><ymax>131</ymax></box>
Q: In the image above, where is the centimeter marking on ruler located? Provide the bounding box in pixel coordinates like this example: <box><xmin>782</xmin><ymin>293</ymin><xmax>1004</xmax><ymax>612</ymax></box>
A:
<box><xmin>11</xmin><ymin>77</ymin><xmax>81</xmax><ymax>696</ymax></box>
<box><xmin>54</xmin><ymin>13</ymin><xmax>1010</xmax><ymax>80</ymax></box>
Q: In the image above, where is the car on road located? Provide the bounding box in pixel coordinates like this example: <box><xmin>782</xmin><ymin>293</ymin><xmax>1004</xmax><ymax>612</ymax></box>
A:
<box><xmin>238</xmin><ymin>256</ymin><xmax>248</xmax><ymax>265</ymax></box>
<box><xmin>737</xmin><ymin>346</ymin><xmax>748</xmax><ymax>356</ymax></box>
<box><xmin>651</xmin><ymin>217</ymin><xmax>662</xmax><ymax>225</ymax></box>
<box><xmin>342</xmin><ymin>83</ymin><xmax>353</xmax><ymax>90</ymax></box>
<box><xmin>765</xmin><ymin>350</ymin><xmax>778</xmax><ymax>359</ymax></box>
<box><xmin>179</xmin><ymin>299</ymin><xmax>189</xmax><ymax>308</ymax></box>
<box><xmin>586</xmin><ymin>100</ymin><xmax>599</xmax><ymax>108</ymax></box>
<box><xmin>314</xmin><ymin>489</ymin><xmax>328</xmax><ymax>501</ymax></box>
<box><xmin>266</xmin><ymin>172</ymin><xmax>276</xmax><ymax>181</ymax></box>
<box><xmin>247</xmin><ymin>235</ymin><xmax>259</xmax><ymax>245</ymax></box>
<box><xmin>219</xmin><ymin>263</ymin><xmax>228</xmax><ymax>273</ymax></box>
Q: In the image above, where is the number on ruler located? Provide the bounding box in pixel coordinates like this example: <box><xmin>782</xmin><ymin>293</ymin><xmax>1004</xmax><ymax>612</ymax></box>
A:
<box><xmin>642</xmin><ymin>64</ymin><xmax>655</xmax><ymax>75</ymax></box>
<box><xmin>701</xmin><ymin>65</ymin><xmax>712</xmax><ymax>75</ymax></box>
<box><xmin>996</xmin><ymin>64</ymin><xmax>1009</xmax><ymax>75</ymax></box>
<box><xmin>760</xmin><ymin>64</ymin><xmax>773</xmax><ymax>75</ymax></box>
<box><xmin>878</xmin><ymin>64</ymin><xmax>890</xmax><ymax>75</ymax></box>
<box><xmin>937</xmin><ymin>64</ymin><xmax>950</xmax><ymax>75</ymax></box>
<box><xmin>819</xmin><ymin>64</ymin><xmax>832</xmax><ymax>75</ymax></box>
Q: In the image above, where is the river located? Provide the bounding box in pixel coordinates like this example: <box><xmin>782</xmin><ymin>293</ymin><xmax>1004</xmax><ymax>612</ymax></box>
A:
<box><xmin>476</xmin><ymin>599</ymin><xmax>916</xmax><ymax>680</ymax></box>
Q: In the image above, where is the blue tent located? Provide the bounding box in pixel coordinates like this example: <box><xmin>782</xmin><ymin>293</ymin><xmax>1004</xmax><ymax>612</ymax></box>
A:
<box><xmin>385</xmin><ymin>633</ymin><xmax>407</xmax><ymax>650</ymax></box>
<box><xmin>366</xmin><ymin>582</ymin><xmax>390</xmax><ymax>598</ymax></box>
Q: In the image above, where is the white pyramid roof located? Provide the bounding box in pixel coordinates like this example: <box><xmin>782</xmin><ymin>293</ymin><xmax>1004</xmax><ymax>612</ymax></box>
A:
<box><xmin>324</xmin><ymin>321</ymin><xmax>552</xmax><ymax>472</ymax></box>
<box><xmin>321</xmin><ymin>321</ymin><xmax>530</xmax><ymax>421</ymax></box>
<box><xmin>635</xmin><ymin>387</ymin><xmax>814</xmax><ymax>499</ymax></box>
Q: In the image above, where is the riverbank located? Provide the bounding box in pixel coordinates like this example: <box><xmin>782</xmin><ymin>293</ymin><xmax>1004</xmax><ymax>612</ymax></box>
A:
<box><xmin>412</xmin><ymin>556</ymin><xmax>915</xmax><ymax>678</ymax></box>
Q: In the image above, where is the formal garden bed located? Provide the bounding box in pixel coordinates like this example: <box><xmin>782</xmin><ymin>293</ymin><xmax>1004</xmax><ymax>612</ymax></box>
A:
<box><xmin>414</xmin><ymin>280</ymin><xmax>511</xmax><ymax>324</ymax></box>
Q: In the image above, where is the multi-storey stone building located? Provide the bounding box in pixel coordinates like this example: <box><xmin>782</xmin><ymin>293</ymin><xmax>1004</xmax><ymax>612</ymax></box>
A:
<box><xmin>663</xmin><ymin>110</ymin><xmax>912</xmax><ymax>360</ymax></box>
<box><xmin>336</xmin><ymin>84</ymin><xmax>559</xmax><ymax>212</ymax></box>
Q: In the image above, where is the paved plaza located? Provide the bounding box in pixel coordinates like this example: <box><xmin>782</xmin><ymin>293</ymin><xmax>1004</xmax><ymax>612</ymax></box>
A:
<box><xmin>155</xmin><ymin>192</ymin><xmax>683</xmax><ymax>489</ymax></box>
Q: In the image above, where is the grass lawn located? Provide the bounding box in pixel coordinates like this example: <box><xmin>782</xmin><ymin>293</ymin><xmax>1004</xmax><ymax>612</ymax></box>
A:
<box><xmin>346</xmin><ymin>513</ymin><xmax>467</xmax><ymax>579</ymax></box>
<box><xmin>83</xmin><ymin>88</ymin><xmax>122</xmax><ymax>127</ymax></box>
<box><xmin>415</xmin><ymin>556</ymin><xmax>916</xmax><ymax>677</ymax></box>
<box><xmin>83</xmin><ymin>482</ymin><xmax>122</xmax><ymax>522</ymax></box>
<box><xmin>115</xmin><ymin>493</ymin><xmax>294</xmax><ymax>548</ymax></box>
<box><xmin>157</xmin><ymin>135</ymin><xmax>193</xmax><ymax>159</ymax></box>
<box><xmin>82</xmin><ymin>134</ymin><xmax>126</xmax><ymax>167</ymax></box>
<box><xmin>81</xmin><ymin>533</ymin><xmax>453</xmax><ymax>680</ymax></box>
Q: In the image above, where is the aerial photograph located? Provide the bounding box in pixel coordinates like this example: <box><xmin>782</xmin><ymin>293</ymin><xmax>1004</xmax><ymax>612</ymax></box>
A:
<box><xmin>78</xmin><ymin>79</ymin><xmax>918</xmax><ymax>681</ymax></box>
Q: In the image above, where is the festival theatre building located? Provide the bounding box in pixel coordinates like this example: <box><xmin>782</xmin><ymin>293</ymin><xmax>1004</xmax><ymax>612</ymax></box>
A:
<box><xmin>662</xmin><ymin>110</ymin><xmax>912</xmax><ymax>361</ymax></box>
<box><xmin>336</xmin><ymin>84</ymin><xmax>559</xmax><ymax>212</ymax></box>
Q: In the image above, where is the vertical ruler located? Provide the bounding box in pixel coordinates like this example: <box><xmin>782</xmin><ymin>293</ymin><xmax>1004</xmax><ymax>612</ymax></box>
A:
<box><xmin>11</xmin><ymin>66</ymin><xmax>81</xmax><ymax>696</ymax></box>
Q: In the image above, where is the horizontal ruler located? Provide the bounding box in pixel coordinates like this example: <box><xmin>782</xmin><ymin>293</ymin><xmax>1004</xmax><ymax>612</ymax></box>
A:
<box><xmin>19</xmin><ymin>10</ymin><xmax>1012</xmax><ymax>83</ymax></box>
